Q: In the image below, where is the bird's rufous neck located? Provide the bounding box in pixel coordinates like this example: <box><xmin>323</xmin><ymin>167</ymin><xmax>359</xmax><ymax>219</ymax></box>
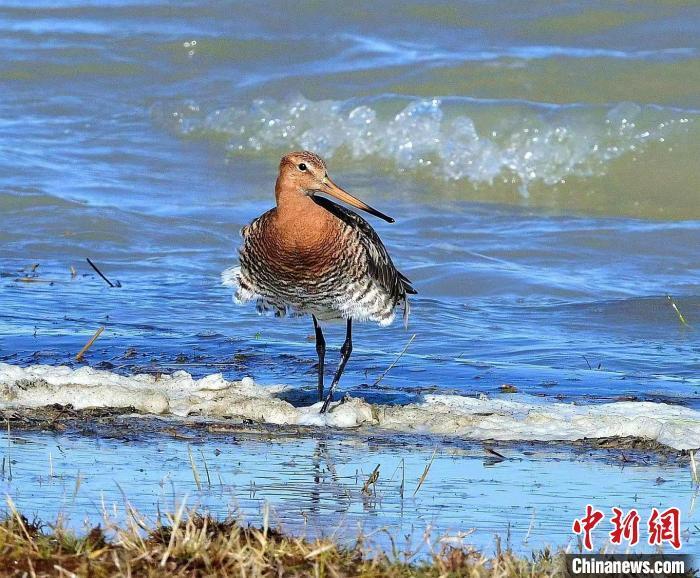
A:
<box><xmin>275</xmin><ymin>178</ymin><xmax>315</xmax><ymax>213</ymax></box>
<box><xmin>273</xmin><ymin>178</ymin><xmax>334</xmax><ymax>248</ymax></box>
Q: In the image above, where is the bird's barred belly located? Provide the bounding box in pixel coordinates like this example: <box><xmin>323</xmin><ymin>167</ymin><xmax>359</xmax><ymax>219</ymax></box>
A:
<box><xmin>224</xmin><ymin>264</ymin><xmax>398</xmax><ymax>326</ymax></box>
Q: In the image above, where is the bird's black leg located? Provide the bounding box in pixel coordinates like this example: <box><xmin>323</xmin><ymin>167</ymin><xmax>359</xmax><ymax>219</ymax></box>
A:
<box><xmin>312</xmin><ymin>315</ymin><xmax>325</xmax><ymax>402</ymax></box>
<box><xmin>320</xmin><ymin>318</ymin><xmax>352</xmax><ymax>414</ymax></box>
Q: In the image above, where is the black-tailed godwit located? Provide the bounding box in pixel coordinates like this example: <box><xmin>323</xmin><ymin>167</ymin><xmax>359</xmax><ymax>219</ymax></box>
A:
<box><xmin>223</xmin><ymin>151</ymin><xmax>416</xmax><ymax>413</ymax></box>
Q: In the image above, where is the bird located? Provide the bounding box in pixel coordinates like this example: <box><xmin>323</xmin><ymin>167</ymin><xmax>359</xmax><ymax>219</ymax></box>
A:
<box><xmin>222</xmin><ymin>151</ymin><xmax>416</xmax><ymax>413</ymax></box>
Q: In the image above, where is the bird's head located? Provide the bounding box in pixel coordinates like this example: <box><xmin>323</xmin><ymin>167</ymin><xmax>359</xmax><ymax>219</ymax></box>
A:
<box><xmin>277</xmin><ymin>151</ymin><xmax>394</xmax><ymax>223</ymax></box>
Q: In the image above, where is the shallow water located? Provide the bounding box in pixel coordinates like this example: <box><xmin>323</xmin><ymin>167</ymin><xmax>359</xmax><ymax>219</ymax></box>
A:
<box><xmin>2</xmin><ymin>426</ymin><xmax>699</xmax><ymax>555</ymax></box>
<box><xmin>1</xmin><ymin>0</ymin><xmax>699</xmax><ymax>553</ymax></box>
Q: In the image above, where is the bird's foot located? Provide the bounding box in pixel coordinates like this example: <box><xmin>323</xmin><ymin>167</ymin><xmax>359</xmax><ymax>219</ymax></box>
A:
<box><xmin>319</xmin><ymin>392</ymin><xmax>349</xmax><ymax>414</ymax></box>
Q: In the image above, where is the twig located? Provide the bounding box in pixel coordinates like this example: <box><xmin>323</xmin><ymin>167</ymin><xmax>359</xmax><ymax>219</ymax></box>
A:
<box><xmin>160</xmin><ymin>495</ymin><xmax>188</xmax><ymax>567</ymax></box>
<box><xmin>485</xmin><ymin>447</ymin><xmax>506</xmax><ymax>460</ymax></box>
<box><xmin>373</xmin><ymin>334</ymin><xmax>416</xmax><ymax>386</ymax></box>
<box><xmin>413</xmin><ymin>448</ymin><xmax>437</xmax><ymax>497</ymax></box>
<box><xmin>5</xmin><ymin>496</ymin><xmax>36</xmax><ymax>550</ymax></box>
<box><xmin>389</xmin><ymin>458</ymin><xmax>406</xmax><ymax>500</ymax></box>
<box><xmin>5</xmin><ymin>419</ymin><xmax>12</xmax><ymax>481</ymax></box>
<box><xmin>523</xmin><ymin>509</ymin><xmax>536</xmax><ymax>544</ymax></box>
<box><xmin>75</xmin><ymin>327</ymin><xmax>105</xmax><ymax>361</ymax></box>
<box><xmin>305</xmin><ymin>544</ymin><xmax>335</xmax><ymax>560</ymax></box>
<box><xmin>188</xmin><ymin>446</ymin><xmax>201</xmax><ymax>490</ymax></box>
<box><xmin>362</xmin><ymin>464</ymin><xmax>380</xmax><ymax>495</ymax></box>
<box><xmin>198</xmin><ymin>448</ymin><xmax>211</xmax><ymax>488</ymax></box>
<box><xmin>691</xmin><ymin>451</ymin><xmax>699</xmax><ymax>485</ymax></box>
<box><xmin>86</xmin><ymin>258</ymin><xmax>119</xmax><ymax>287</ymax></box>
<box><xmin>71</xmin><ymin>471</ymin><xmax>82</xmax><ymax>504</ymax></box>
<box><xmin>667</xmin><ymin>295</ymin><xmax>690</xmax><ymax>327</ymax></box>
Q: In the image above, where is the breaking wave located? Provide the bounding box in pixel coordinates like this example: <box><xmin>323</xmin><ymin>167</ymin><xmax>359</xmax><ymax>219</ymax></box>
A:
<box><xmin>3</xmin><ymin>364</ymin><xmax>699</xmax><ymax>451</ymax></box>
<box><xmin>158</xmin><ymin>96</ymin><xmax>695</xmax><ymax>196</ymax></box>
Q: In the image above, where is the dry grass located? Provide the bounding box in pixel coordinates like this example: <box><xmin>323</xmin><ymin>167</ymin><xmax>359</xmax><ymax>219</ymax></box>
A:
<box><xmin>0</xmin><ymin>509</ymin><xmax>565</xmax><ymax>577</ymax></box>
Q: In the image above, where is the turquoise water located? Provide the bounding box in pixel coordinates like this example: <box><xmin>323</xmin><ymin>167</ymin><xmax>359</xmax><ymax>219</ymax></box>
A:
<box><xmin>1</xmin><ymin>0</ymin><xmax>699</xmax><ymax>553</ymax></box>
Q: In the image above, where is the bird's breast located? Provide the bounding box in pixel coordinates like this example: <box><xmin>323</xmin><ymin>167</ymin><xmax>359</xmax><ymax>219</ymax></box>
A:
<box><xmin>244</xmin><ymin>212</ymin><xmax>351</xmax><ymax>284</ymax></box>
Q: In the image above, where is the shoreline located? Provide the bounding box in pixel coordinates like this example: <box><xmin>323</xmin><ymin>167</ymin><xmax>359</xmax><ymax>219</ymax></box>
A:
<box><xmin>1</xmin><ymin>405</ymin><xmax>690</xmax><ymax>463</ymax></box>
<box><xmin>3</xmin><ymin>362</ymin><xmax>699</xmax><ymax>453</ymax></box>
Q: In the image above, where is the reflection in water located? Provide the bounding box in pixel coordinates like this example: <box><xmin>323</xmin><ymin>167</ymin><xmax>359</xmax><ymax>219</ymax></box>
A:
<box><xmin>1</xmin><ymin>428</ymin><xmax>698</xmax><ymax>554</ymax></box>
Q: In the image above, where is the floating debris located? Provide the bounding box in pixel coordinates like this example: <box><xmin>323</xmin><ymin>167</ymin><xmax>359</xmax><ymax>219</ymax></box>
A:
<box><xmin>667</xmin><ymin>295</ymin><xmax>690</xmax><ymax>327</ymax></box>
<box><xmin>361</xmin><ymin>464</ymin><xmax>380</xmax><ymax>495</ymax></box>
<box><xmin>75</xmin><ymin>327</ymin><xmax>105</xmax><ymax>362</ymax></box>
<box><xmin>414</xmin><ymin>448</ymin><xmax>437</xmax><ymax>496</ymax></box>
<box><xmin>86</xmin><ymin>258</ymin><xmax>121</xmax><ymax>288</ymax></box>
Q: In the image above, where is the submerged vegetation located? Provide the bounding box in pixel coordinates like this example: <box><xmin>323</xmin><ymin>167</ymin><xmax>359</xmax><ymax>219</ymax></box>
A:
<box><xmin>0</xmin><ymin>506</ymin><xmax>564</xmax><ymax>577</ymax></box>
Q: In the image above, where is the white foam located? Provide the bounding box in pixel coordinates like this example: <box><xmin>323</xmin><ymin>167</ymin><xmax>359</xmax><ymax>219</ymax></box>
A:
<box><xmin>160</xmin><ymin>96</ymin><xmax>692</xmax><ymax>195</ymax></box>
<box><xmin>2</xmin><ymin>363</ymin><xmax>699</xmax><ymax>450</ymax></box>
<box><xmin>378</xmin><ymin>395</ymin><xmax>700</xmax><ymax>450</ymax></box>
<box><xmin>0</xmin><ymin>363</ymin><xmax>295</xmax><ymax>424</ymax></box>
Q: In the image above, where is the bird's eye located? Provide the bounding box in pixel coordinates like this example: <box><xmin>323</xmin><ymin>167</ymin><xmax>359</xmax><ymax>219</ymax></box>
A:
<box><xmin>298</xmin><ymin>163</ymin><xmax>307</xmax><ymax>171</ymax></box>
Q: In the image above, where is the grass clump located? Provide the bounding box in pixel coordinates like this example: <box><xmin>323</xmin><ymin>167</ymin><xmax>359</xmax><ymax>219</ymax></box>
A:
<box><xmin>0</xmin><ymin>509</ymin><xmax>564</xmax><ymax>577</ymax></box>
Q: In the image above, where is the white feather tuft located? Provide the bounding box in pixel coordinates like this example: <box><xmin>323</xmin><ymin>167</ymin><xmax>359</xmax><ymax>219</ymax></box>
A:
<box><xmin>221</xmin><ymin>266</ymin><xmax>257</xmax><ymax>305</ymax></box>
<box><xmin>221</xmin><ymin>266</ymin><xmax>241</xmax><ymax>288</ymax></box>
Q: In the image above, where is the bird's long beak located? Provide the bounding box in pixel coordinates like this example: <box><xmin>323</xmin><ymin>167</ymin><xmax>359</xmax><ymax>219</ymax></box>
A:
<box><xmin>319</xmin><ymin>176</ymin><xmax>394</xmax><ymax>223</ymax></box>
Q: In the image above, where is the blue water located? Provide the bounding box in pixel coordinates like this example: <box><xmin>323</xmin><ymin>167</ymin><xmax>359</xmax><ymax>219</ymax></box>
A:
<box><xmin>1</xmin><ymin>0</ymin><xmax>699</xmax><ymax>554</ymax></box>
<box><xmin>3</xmin><ymin>202</ymin><xmax>698</xmax><ymax>408</ymax></box>
<box><xmin>2</xmin><ymin>428</ymin><xmax>699</xmax><ymax>555</ymax></box>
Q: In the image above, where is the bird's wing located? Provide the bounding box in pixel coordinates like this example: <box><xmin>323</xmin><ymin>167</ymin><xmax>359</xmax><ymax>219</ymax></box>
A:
<box><xmin>240</xmin><ymin>207</ymin><xmax>274</xmax><ymax>240</ymax></box>
<box><xmin>312</xmin><ymin>195</ymin><xmax>417</xmax><ymax>302</ymax></box>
